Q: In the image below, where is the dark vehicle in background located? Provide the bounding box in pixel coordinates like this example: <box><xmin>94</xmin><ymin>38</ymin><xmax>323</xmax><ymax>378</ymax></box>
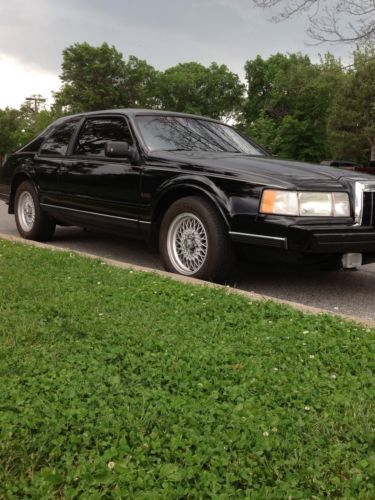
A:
<box><xmin>321</xmin><ymin>159</ymin><xmax>375</xmax><ymax>176</ymax></box>
<box><xmin>1</xmin><ymin>109</ymin><xmax>375</xmax><ymax>281</ymax></box>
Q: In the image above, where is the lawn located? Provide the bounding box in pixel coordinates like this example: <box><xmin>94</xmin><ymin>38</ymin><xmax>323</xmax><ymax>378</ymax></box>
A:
<box><xmin>0</xmin><ymin>239</ymin><xmax>374</xmax><ymax>498</ymax></box>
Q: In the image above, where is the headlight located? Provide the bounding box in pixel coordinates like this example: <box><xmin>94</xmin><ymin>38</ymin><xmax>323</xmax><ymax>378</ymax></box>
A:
<box><xmin>260</xmin><ymin>190</ymin><xmax>350</xmax><ymax>217</ymax></box>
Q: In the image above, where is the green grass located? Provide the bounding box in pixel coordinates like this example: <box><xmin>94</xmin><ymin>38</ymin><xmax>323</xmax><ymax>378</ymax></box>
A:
<box><xmin>0</xmin><ymin>239</ymin><xmax>374</xmax><ymax>499</ymax></box>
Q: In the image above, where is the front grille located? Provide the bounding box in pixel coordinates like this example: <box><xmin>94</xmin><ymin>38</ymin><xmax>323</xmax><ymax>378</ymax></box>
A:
<box><xmin>362</xmin><ymin>191</ymin><xmax>375</xmax><ymax>226</ymax></box>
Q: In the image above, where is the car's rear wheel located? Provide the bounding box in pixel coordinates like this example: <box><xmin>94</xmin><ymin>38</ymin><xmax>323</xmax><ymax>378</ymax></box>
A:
<box><xmin>159</xmin><ymin>196</ymin><xmax>234</xmax><ymax>282</ymax></box>
<box><xmin>15</xmin><ymin>181</ymin><xmax>56</xmax><ymax>241</ymax></box>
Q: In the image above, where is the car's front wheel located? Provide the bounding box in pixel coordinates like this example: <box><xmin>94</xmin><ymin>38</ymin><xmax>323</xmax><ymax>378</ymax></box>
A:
<box><xmin>159</xmin><ymin>196</ymin><xmax>233</xmax><ymax>282</ymax></box>
<box><xmin>15</xmin><ymin>181</ymin><xmax>56</xmax><ymax>241</ymax></box>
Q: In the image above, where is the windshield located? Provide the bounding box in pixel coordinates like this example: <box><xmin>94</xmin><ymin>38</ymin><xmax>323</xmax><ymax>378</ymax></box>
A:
<box><xmin>136</xmin><ymin>115</ymin><xmax>264</xmax><ymax>155</ymax></box>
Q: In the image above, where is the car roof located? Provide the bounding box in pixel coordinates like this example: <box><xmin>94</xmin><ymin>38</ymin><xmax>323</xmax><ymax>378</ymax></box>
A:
<box><xmin>60</xmin><ymin>108</ymin><xmax>223</xmax><ymax>124</ymax></box>
<box><xmin>17</xmin><ymin>109</ymin><xmax>228</xmax><ymax>154</ymax></box>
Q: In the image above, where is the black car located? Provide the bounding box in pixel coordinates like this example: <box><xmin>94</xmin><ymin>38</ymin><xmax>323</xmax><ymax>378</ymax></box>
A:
<box><xmin>0</xmin><ymin>109</ymin><xmax>375</xmax><ymax>281</ymax></box>
<box><xmin>321</xmin><ymin>159</ymin><xmax>375</xmax><ymax>176</ymax></box>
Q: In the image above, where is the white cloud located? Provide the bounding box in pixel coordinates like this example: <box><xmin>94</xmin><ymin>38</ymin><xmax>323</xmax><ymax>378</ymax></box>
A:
<box><xmin>0</xmin><ymin>55</ymin><xmax>60</xmax><ymax>109</ymax></box>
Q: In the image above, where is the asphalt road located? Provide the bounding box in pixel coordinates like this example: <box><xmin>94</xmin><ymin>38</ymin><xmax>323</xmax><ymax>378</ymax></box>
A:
<box><xmin>1</xmin><ymin>201</ymin><xmax>374</xmax><ymax>322</ymax></box>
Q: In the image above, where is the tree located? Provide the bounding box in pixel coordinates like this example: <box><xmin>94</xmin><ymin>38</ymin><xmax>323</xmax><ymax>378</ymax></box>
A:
<box><xmin>156</xmin><ymin>62</ymin><xmax>245</xmax><ymax>121</ymax></box>
<box><xmin>245</xmin><ymin>112</ymin><xmax>278</xmax><ymax>152</ymax></box>
<box><xmin>252</xmin><ymin>0</ymin><xmax>375</xmax><ymax>44</ymax></box>
<box><xmin>242</xmin><ymin>53</ymin><xmax>344</xmax><ymax>161</ymax></box>
<box><xmin>122</xmin><ymin>55</ymin><xmax>159</xmax><ymax>108</ymax></box>
<box><xmin>54</xmin><ymin>42</ymin><xmax>159</xmax><ymax>112</ymax></box>
<box><xmin>17</xmin><ymin>104</ymin><xmax>63</xmax><ymax>145</ymax></box>
<box><xmin>54</xmin><ymin>43</ymin><xmax>244</xmax><ymax>119</ymax></box>
<box><xmin>54</xmin><ymin>42</ymin><xmax>127</xmax><ymax>112</ymax></box>
<box><xmin>0</xmin><ymin>104</ymin><xmax>63</xmax><ymax>165</ymax></box>
<box><xmin>243</xmin><ymin>53</ymin><xmax>312</xmax><ymax>123</ymax></box>
<box><xmin>0</xmin><ymin>108</ymin><xmax>20</xmax><ymax>165</ymax></box>
<box><xmin>329</xmin><ymin>46</ymin><xmax>375</xmax><ymax>163</ymax></box>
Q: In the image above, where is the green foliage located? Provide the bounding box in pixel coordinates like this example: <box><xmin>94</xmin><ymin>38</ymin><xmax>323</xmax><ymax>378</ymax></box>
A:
<box><xmin>122</xmin><ymin>55</ymin><xmax>159</xmax><ymax>108</ymax></box>
<box><xmin>55</xmin><ymin>43</ymin><xmax>245</xmax><ymax>119</ymax></box>
<box><xmin>0</xmin><ymin>240</ymin><xmax>374</xmax><ymax>497</ymax></box>
<box><xmin>0</xmin><ymin>108</ymin><xmax>20</xmax><ymax>162</ymax></box>
<box><xmin>243</xmin><ymin>53</ymin><xmax>344</xmax><ymax>162</ymax></box>
<box><xmin>0</xmin><ymin>105</ymin><xmax>62</xmax><ymax>161</ymax></box>
<box><xmin>54</xmin><ymin>42</ymin><xmax>159</xmax><ymax>113</ymax></box>
<box><xmin>329</xmin><ymin>46</ymin><xmax>375</xmax><ymax>163</ymax></box>
<box><xmin>2</xmin><ymin>42</ymin><xmax>374</xmax><ymax>163</ymax></box>
<box><xmin>55</xmin><ymin>42</ymin><xmax>128</xmax><ymax>112</ymax></box>
<box><xmin>17</xmin><ymin>104</ymin><xmax>64</xmax><ymax>146</ymax></box>
<box><xmin>157</xmin><ymin>62</ymin><xmax>245</xmax><ymax>120</ymax></box>
<box><xmin>245</xmin><ymin>111</ymin><xmax>277</xmax><ymax>151</ymax></box>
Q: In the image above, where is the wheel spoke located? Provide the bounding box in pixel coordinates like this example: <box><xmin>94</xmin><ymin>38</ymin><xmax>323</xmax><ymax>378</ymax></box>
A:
<box><xmin>167</xmin><ymin>212</ymin><xmax>208</xmax><ymax>275</ymax></box>
<box><xmin>17</xmin><ymin>191</ymin><xmax>36</xmax><ymax>232</ymax></box>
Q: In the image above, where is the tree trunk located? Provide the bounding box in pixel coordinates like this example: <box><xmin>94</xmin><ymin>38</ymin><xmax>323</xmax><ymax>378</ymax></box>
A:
<box><xmin>371</xmin><ymin>143</ymin><xmax>375</xmax><ymax>162</ymax></box>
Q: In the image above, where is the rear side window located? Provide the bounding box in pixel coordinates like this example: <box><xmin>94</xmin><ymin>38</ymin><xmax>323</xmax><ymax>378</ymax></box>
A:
<box><xmin>74</xmin><ymin>117</ymin><xmax>133</xmax><ymax>156</ymax></box>
<box><xmin>22</xmin><ymin>137</ymin><xmax>45</xmax><ymax>153</ymax></box>
<box><xmin>39</xmin><ymin>118</ymin><xmax>81</xmax><ymax>156</ymax></box>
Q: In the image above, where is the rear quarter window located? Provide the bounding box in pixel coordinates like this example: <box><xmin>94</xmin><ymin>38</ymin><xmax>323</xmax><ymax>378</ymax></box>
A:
<box><xmin>39</xmin><ymin>118</ymin><xmax>81</xmax><ymax>156</ymax></box>
<box><xmin>21</xmin><ymin>137</ymin><xmax>45</xmax><ymax>153</ymax></box>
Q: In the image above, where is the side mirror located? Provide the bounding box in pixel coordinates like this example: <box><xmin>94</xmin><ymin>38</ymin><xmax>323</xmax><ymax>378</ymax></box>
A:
<box><xmin>105</xmin><ymin>141</ymin><xmax>139</xmax><ymax>162</ymax></box>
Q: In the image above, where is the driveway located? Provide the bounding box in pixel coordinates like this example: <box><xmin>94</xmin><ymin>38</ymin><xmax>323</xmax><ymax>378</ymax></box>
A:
<box><xmin>1</xmin><ymin>201</ymin><xmax>374</xmax><ymax>322</ymax></box>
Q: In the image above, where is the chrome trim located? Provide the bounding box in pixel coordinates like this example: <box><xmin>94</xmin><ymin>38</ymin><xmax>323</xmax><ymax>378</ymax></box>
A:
<box><xmin>354</xmin><ymin>181</ymin><xmax>375</xmax><ymax>225</ymax></box>
<box><xmin>40</xmin><ymin>203</ymin><xmax>151</xmax><ymax>224</ymax></box>
<box><xmin>229</xmin><ymin>231</ymin><xmax>287</xmax><ymax>248</ymax></box>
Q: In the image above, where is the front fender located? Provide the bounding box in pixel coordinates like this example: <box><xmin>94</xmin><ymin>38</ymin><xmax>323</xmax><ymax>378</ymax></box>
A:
<box><xmin>152</xmin><ymin>174</ymin><xmax>231</xmax><ymax>229</ymax></box>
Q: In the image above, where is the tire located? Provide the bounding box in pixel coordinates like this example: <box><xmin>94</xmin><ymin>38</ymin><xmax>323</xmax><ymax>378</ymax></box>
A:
<box><xmin>159</xmin><ymin>196</ymin><xmax>234</xmax><ymax>282</ymax></box>
<box><xmin>14</xmin><ymin>181</ymin><xmax>56</xmax><ymax>241</ymax></box>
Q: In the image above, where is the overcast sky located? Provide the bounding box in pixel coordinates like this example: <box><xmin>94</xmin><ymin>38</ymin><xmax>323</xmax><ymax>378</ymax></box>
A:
<box><xmin>0</xmin><ymin>0</ymin><xmax>353</xmax><ymax>109</ymax></box>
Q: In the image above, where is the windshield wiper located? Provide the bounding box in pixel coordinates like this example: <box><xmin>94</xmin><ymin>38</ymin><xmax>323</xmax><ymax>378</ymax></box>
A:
<box><xmin>160</xmin><ymin>148</ymin><xmax>244</xmax><ymax>153</ymax></box>
<box><xmin>160</xmin><ymin>148</ymin><xmax>192</xmax><ymax>152</ymax></box>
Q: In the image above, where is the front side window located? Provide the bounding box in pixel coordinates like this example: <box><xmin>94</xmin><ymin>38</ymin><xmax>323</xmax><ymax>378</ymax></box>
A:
<box><xmin>136</xmin><ymin>115</ymin><xmax>264</xmax><ymax>155</ymax></box>
<box><xmin>39</xmin><ymin>118</ymin><xmax>81</xmax><ymax>156</ymax></box>
<box><xmin>74</xmin><ymin>117</ymin><xmax>133</xmax><ymax>156</ymax></box>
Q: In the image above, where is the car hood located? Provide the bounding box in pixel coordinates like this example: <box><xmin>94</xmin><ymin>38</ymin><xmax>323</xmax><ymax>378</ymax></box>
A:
<box><xmin>149</xmin><ymin>151</ymin><xmax>372</xmax><ymax>188</ymax></box>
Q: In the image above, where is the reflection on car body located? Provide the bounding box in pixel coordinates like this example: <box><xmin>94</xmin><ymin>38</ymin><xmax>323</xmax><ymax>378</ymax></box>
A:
<box><xmin>321</xmin><ymin>159</ymin><xmax>375</xmax><ymax>176</ymax></box>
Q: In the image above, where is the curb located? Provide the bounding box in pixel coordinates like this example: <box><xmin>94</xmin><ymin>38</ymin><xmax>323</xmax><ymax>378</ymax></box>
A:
<box><xmin>1</xmin><ymin>232</ymin><xmax>374</xmax><ymax>329</ymax></box>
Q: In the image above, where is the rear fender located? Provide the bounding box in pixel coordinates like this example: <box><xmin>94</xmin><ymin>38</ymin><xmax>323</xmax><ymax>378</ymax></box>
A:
<box><xmin>9</xmin><ymin>171</ymin><xmax>38</xmax><ymax>214</ymax></box>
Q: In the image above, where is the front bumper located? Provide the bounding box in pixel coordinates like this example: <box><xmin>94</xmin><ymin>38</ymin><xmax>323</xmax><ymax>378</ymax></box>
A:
<box><xmin>288</xmin><ymin>224</ymin><xmax>375</xmax><ymax>254</ymax></box>
<box><xmin>229</xmin><ymin>223</ymin><xmax>375</xmax><ymax>258</ymax></box>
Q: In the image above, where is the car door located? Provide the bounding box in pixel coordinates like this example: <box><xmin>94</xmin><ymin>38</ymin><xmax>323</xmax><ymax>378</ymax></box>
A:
<box><xmin>57</xmin><ymin>115</ymin><xmax>141</xmax><ymax>233</ymax></box>
<box><xmin>33</xmin><ymin>117</ymin><xmax>82</xmax><ymax>205</ymax></box>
